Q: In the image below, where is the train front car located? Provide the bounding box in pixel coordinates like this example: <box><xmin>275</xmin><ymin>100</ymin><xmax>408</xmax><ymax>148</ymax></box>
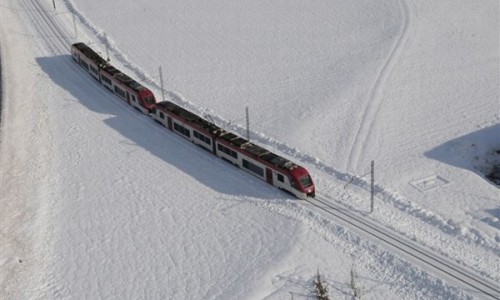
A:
<box><xmin>137</xmin><ymin>88</ymin><xmax>156</xmax><ymax>113</ymax></box>
<box><xmin>289</xmin><ymin>166</ymin><xmax>315</xmax><ymax>198</ymax></box>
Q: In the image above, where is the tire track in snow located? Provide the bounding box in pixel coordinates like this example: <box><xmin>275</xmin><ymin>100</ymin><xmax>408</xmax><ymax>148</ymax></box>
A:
<box><xmin>346</xmin><ymin>0</ymin><xmax>415</xmax><ymax>172</ymax></box>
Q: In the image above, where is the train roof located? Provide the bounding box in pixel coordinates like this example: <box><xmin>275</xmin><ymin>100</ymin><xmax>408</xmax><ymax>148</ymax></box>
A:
<box><xmin>101</xmin><ymin>64</ymin><xmax>120</xmax><ymax>76</ymax></box>
<box><xmin>114</xmin><ymin>72</ymin><xmax>147</xmax><ymax>92</ymax></box>
<box><xmin>219</xmin><ymin>132</ymin><xmax>248</xmax><ymax>147</ymax></box>
<box><xmin>156</xmin><ymin>101</ymin><xmax>222</xmax><ymax>133</ymax></box>
<box><xmin>73</xmin><ymin>43</ymin><xmax>148</xmax><ymax>93</ymax></box>
<box><xmin>72</xmin><ymin>42</ymin><xmax>108</xmax><ymax>67</ymax></box>
<box><xmin>100</xmin><ymin>64</ymin><xmax>148</xmax><ymax>93</ymax></box>
<box><xmin>158</xmin><ymin>100</ymin><xmax>301</xmax><ymax>171</ymax></box>
<box><xmin>242</xmin><ymin>143</ymin><xmax>298</xmax><ymax>170</ymax></box>
<box><xmin>215</xmin><ymin>124</ymin><xmax>298</xmax><ymax>170</ymax></box>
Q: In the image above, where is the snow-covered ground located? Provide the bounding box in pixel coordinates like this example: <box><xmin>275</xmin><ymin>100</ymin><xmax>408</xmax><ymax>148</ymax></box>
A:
<box><xmin>1</xmin><ymin>0</ymin><xmax>498</xmax><ymax>299</ymax></box>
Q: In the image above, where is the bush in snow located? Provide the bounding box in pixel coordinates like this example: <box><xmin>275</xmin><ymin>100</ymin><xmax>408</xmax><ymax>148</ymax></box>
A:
<box><xmin>314</xmin><ymin>270</ymin><xmax>330</xmax><ymax>300</ymax></box>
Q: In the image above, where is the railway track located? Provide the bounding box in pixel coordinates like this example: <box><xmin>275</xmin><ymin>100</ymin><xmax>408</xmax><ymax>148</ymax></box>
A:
<box><xmin>305</xmin><ymin>194</ymin><xmax>500</xmax><ymax>299</ymax></box>
<box><xmin>21</xmin><ymin>0</ymin><xmax>73</xmax><ymax>54</ymax></box>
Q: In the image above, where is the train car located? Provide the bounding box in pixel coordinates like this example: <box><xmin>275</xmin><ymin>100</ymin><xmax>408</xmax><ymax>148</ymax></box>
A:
<box><xmin>153</xmin><ymin>101</ymin><xmax>315</xmax><ymax>199</ymax></box>
<box><xmin>152</xmin><ymin>101</ymin><xmax>222</xmax><ymax>153</ymax></box>
<box><xmin>71</xmin><ymin>42</ymin><xmax>107</xmax><ymax>81</ymax></box>
<box><xmin>71</xmin><ymin>42</ymin><xmax>156</xmax><ymax>114</ymax></box>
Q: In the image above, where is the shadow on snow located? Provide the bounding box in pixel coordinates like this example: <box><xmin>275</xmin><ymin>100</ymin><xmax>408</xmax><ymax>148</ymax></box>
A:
<box><xmin>424</xmin><ymin>123</ymin><xmax>500</xmax><ymax>186</ymax></box>
<box><xmin>425</xmin><ymin>124</ymin><xmax>500</xmax><ymax>231</ymax></box>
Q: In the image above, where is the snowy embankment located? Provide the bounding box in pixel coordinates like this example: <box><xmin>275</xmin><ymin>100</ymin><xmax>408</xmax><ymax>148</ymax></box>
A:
<box><xmin>1</xmin><ymin>0</ymin><xmax>499</xmax><ymax>299</ymax></box>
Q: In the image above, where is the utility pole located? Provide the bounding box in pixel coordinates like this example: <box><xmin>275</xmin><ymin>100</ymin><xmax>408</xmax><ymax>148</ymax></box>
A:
<box><xmin>105</xmin><ymin>45</ymin><xmax>110</xmax><ymax>62</ymax></box>
<box><xmin>159</xmin><ymin>66</ymin><xmax>166</xmax><ymax>102</ymax></box>
<box><xmin>52</xmin><ymin>0</ymin><xmax>56</xmax><ymax>11</ymax></box>
<box><xmin>370</xmin><ymin>160</ymin><xmax>375</xmax><ymax>213</ymax></box>
<box><xmin>245</xmin><ymin>106</ymin><xmax>250</xmax><ymax>140</ymax></box>
<box><xmin>72</xmin><ymin>12</ymin><xmax>78</xmax><ymax>38</ymax></box>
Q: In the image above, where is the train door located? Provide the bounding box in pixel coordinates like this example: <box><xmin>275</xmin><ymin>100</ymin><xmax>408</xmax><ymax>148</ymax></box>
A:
<box><xmin>72</xmin><ymin>52</ymin><xmax>80</xmax><ymax>63</ymax></box>
<box><xmin>266</xmin><ymin>168</ymin><xmax>273</xmax><ymax>185</ymax></box>
<box><xmin>126</xmin><ymin>91</ymin><xmax>131</xmax><ymax>105</ymax></box>
<box><xmin>212</xmin><ymin>138</ymin><xmax>217</xmax><ymax>154</ymax></box>
<box><xmin>167</xmin><ymin>116</ymin><xmax>173</xmax><ymax>130</ymax></box>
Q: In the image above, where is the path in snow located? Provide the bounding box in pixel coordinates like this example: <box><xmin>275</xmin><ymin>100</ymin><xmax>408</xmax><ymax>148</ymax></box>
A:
<box><xmin>346</xmin><ymin>0</ymin><xmax>415</xmax><ymax>173</ymax></box>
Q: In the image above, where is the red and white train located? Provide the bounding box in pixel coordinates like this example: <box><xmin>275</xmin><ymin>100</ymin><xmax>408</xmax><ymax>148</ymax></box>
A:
<box><xmin>71</xmin><ymin>42</ymin><xmax>156</xmax><ymax>114</ymax></box>
<box><xmin>71</xmin><ymin>42</ymin><xmax>315</xmax><ymax>199</ymax></box>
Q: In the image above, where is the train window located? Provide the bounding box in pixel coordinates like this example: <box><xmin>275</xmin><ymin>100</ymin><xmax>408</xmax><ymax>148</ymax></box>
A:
<box><xmin>144</xmin><ymin>96</ymin><xmax>155</xmax><ymax>105</ymax></box>
<box><xmin>89</xmin><ymin>65</ymin><xmax>98</xmax><ymax>75</ymax></box>
<box><xmin>277</xmin><ymin>174</ymin><xmax>284</xmax><ymax>182</ymax></box>
<box><xmin>299</xmin><ymin>175</ymin><xmax>313</xmax><ymax>187</ymax></box>
<box><xmin>114</xmin><ymin>86</ymin><xmax>126</xmax><ymax>99</ymax></box>
<box><xmin>173</xmin><ymin>122</ymin><xmax>191</xmax><ymax>138</ymax></box>
<box><xmin>80</xmin><ymin>60</ymin><xmax>89</xmax><ymax>70</ymax></box>
<box><xmin>101</xmin><ymin>75</ymin><xmax>112</xmax><ymax>85</ymax></box>
<box><xmin>217</xmin><ymin>144</ymin><xmax>237</xmax><ymax>159</ymax></box>
<box><xmin>194</xmin><ymin>131</ymin><xmax>211</xmax><ymax>145</ymax></box>
<box><xmin>159</xmin><ymin>112</ymin><xmax>165</xmax><ymax>119</ymax></box>
<box><xmin>131</xmin><ymin>95</ymin><xmax>137</xmax><ymax>102</ymax></box>
<box><xmin>243</xmin><ymin>159</ymin><xmax>264</xmax><ymax>177</ymax></box>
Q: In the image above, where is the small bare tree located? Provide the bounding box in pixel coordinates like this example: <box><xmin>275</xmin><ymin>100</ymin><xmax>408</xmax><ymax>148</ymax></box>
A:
<box><xmin>314</xmin><ymin>270</ymin><xmax>330</xmax><ymax>300</ymax></box>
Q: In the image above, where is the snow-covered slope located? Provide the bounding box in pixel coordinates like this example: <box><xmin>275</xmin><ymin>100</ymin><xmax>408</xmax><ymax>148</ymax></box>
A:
<box><xmin>1</xmin><ymin>0</ymin><xmax>498</xmax><ymax>299</ymax></box>
<box><xmin>65</xmin><ymin>0</ymin><xmax>499</xmax><ymax>232</ymax></box>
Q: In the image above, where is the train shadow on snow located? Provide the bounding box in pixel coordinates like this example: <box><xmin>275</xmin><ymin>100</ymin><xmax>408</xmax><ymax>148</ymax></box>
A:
<box><xmin>36</xmin><ymin>55</ymin><xmax>289</xmax><ymax>201</ymax></box>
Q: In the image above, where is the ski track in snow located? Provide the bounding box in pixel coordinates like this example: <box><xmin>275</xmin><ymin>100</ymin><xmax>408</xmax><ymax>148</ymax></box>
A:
<box><xmin>60</xmin><ymin>0</ymin><xmax>498</xmax><ymax>270</ymax></box>
<box><xmin>346</xmin><ymin>0</ymin><xmax>415</xmax><ymax>173</ymax></box>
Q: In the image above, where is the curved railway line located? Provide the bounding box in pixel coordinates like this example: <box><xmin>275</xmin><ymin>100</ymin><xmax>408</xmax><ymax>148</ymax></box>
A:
<box><xmin>19</xmin><ymin>0</ymin><xmax>500</xmax><ymax>298</ymax></box>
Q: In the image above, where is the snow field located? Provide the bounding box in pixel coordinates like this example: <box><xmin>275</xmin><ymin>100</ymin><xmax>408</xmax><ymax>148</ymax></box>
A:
<box><xmin>1</xmin><ymin>0</ymin><xmax>499</xmax><ymax>299</ymax></box>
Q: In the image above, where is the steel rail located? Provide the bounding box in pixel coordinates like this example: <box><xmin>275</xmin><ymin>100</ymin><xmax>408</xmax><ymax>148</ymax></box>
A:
<box><xmin>23</xmin><ymin>0</ymin><xmax>72</xmax><ymax>54</ymax></box>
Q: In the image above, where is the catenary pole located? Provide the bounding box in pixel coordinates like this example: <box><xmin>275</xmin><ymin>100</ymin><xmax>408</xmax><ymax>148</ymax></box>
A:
<box><xmin>72</xmin><ymin>12</ymin><xmax>78</xmax><ymax>38</ymax></box>
<box><xmin>159</xmin><ymin>66</ymin><xmax>166</xmax><ymax>102</ymax></box>
<box><xmin>246</xmin><ymin>106</ymin><xmax>250</xmax><ymax>140</ymax></box>
<box><xmin>370</xmin><ymin>160</ymin><xmax>374</xmax><ymax>213</ymax></box>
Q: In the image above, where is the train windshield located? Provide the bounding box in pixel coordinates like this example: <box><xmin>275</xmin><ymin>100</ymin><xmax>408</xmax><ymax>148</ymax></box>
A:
<box><xmin>143</xmin><ymin>96</ymin><xmax>155</xmax><ymax>105</ymax></box>
<box><xmin>299</xmin><ymin>175</ymin><xmax>313</xmax><ymax>188</ymax></box>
